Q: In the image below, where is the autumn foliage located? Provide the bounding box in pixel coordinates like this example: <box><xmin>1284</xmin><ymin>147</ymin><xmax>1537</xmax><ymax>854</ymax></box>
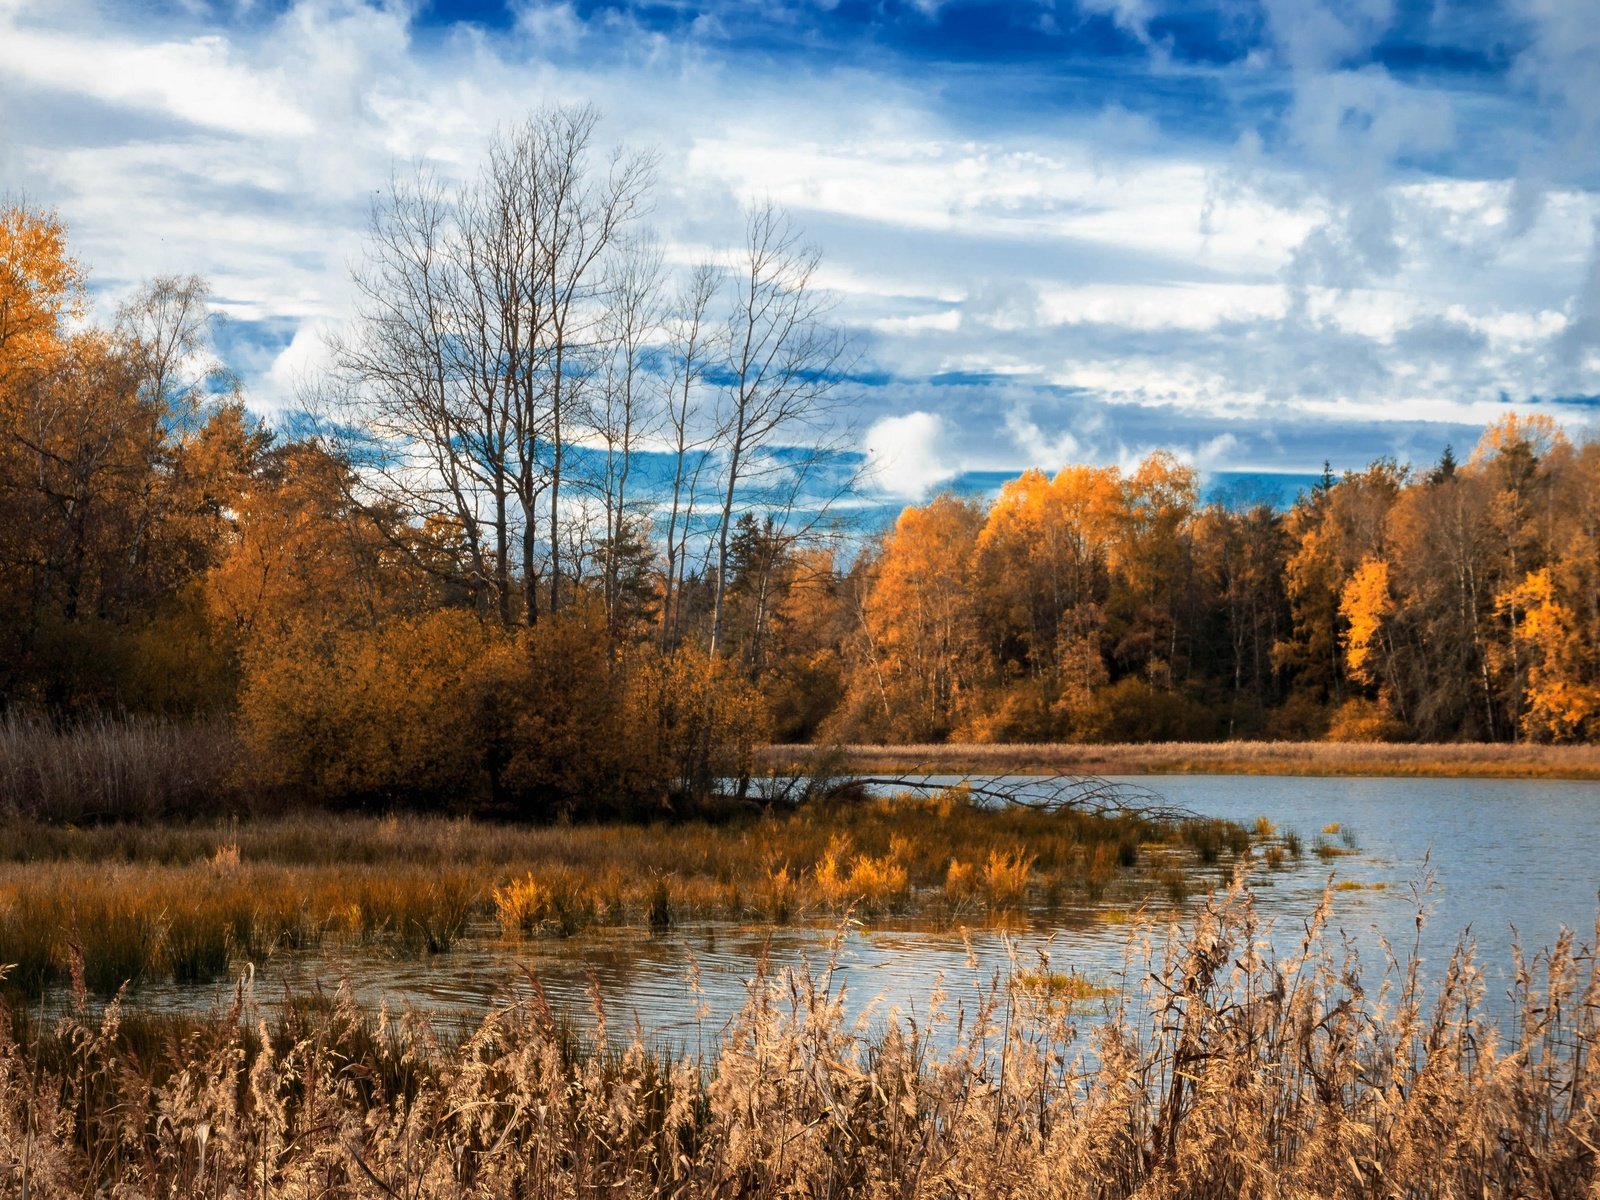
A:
<box><xmin>7</xmin><ymin>200</ymin><xmax>1600</xmax><ymax>819</ymax></box>
<box><xmin>818</xmin><ymin>417</ymin><xmax>1600</xmax><ymax>746</ymax></box>
<box><xmin>238</xmin><ymin>609</ymin><xmax>767</xmax><ymax>817</ymax></box>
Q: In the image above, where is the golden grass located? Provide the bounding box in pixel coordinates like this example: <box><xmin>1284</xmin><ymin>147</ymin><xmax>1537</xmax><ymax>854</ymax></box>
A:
<box><xmin>1008</xmin><ymin>968</ymin><xmax>1116</xmax><ymax>1006</ymax></box>
<box><xmin>2</xmin><ymin>876</ymin><xmax>1594</xmax><ymax>1197</ymax></box>
<box><xmin>0</xmin><ymin>861</ymin><xmax>481</xmax><ymax>995</ymax></box>
<box><xmin>767</xmin><ymin>739</ymin><xmax>1600</xmax><ymax>779</ymax></box>
<box><xmin>0</xmin><ymin>802</ymin><xmax>1248</xmax><ymax>998</ymax></box>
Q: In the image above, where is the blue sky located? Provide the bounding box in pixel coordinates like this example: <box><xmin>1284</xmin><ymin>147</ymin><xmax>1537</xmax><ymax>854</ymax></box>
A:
<box><xmin>2</xmin><ymin>0</ymin><xmax>1597</xmax><ymax>499</ymax></box>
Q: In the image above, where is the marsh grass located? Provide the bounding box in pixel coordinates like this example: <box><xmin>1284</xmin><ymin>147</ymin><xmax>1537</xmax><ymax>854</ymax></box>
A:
<box><xmin>772</xmin><ymin>739</ymin><xmax>1600</xmax><ymax>779</ymax></box>
<box><xmin>1008</xmin><ymin>968</ymin><xmax>1115</xmax><ymax>1006</ymax></box>
<box><xmin>0</xmin><ymin>863</ymin><xmax>480</xmax><ymax>997</ymax></box>
<box><xmin>1</xmin><ymin>800</ymin><xmax>1241</xmax><ymax>999</ymax></box>
<box><xmin>2</xmin><ymin>876</ymin><xmax>1595</xmax><ymax>1197</ymax></box>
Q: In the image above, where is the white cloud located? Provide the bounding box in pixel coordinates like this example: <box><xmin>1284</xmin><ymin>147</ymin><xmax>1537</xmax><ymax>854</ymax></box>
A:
<box><xmin>864</xmin><ymin>411</ymin><xmax>960</xmax><ymax>498</ymax></box>
<box><xmin>0</xmin><ymin>25</ymin><xmax>313</xmax><ymax>137</ymax></box>
<box><xmin>1004</xmin><ymin>402</ymin><xmax>1086</xmax><ymax>468</ymax></box>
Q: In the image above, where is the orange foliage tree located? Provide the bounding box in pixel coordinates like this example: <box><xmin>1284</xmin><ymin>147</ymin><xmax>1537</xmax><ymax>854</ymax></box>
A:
<box><xmin>833</xmin><ymin>494</ymin><xmax>985</xmax><ymax>742</ymax></box>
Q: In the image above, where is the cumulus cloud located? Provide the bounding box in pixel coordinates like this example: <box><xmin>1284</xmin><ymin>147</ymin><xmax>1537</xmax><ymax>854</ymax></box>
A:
<box><xmin>863</xmin><ymin>411</ymin><xmax>960</xmax><ymax>498</ymax></box>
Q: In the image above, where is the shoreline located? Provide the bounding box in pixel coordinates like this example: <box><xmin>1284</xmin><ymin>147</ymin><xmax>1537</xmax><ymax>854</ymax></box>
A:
<box><xmin>763</xmin><ymin>740</ymin><xmax>1600</xmax><ymax>781</ymax></box>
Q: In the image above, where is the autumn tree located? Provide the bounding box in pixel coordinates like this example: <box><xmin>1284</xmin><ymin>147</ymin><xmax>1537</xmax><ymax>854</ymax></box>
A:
<box><xmin>0</xmin><ymin>205</ymin><xmax>82</xmax><ymax>388</ymax></box>
<box><xmin>832</xmin><ymin>494</ymin><xmax>985</xmax><ymax>742</ymax></box>
<box><xmin>1273</xmin><ymin>459</ymin><xmax>1407</xmax><ymax>710</ymax></box>
<box><xmin>1191</xmin><ymin>500</ymin><xmax>1289</xmax><ymax>733</ymax></box>
<box><xmin>966</xmin><ymin>464</ymin><xmax>1121</xmax><ymax>739</ymax></box>
<box><xmin>205</xmin><ymin>439</ymin><xmax>440</xmax><ymax>642</ymax></box>
<box><xmin>1107</xmin><ymin>451</ymin><xmax>1199</xmax><ymax>684</ymax></box>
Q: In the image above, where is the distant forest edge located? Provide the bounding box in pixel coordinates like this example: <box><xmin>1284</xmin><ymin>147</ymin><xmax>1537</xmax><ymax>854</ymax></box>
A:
<box><xmin>5</xmin><ymin>124</ymin><xmax>1600</xmax><ymax>819</ymax></box>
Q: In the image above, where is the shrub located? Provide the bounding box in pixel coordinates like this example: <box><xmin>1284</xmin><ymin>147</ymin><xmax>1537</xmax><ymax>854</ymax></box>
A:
<box><xmin>1076</xmin><ymin>677</ymin><xmax>1219</xmax><ymax>743</ymax></box>
<box><xmin>624</xmin><ymin>645</ymin><xmax>771</xmax><ymax>809</ymax></box>
<box><xmin>238</xmin><ymin>609</ymin><xmax>491</xmax><ymax>805</ymax></box>
<box><xmin>239</xmin><ymin>609</ymin><xmax>772</xmax><ymax>818</ymax></box>
<box><xmin>1324</xmin><ymin>696</ymin><xmax>1406</xmax><ymax>743</ymax></box>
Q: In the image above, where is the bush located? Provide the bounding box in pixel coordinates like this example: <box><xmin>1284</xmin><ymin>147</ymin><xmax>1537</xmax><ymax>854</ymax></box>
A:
<box><xmin>238</xmin><ymin>609</ymin><xmax>771</xmax><ymax>819</ymax></box>
<box><xmin>955</xmin><ymin>678</ymin><xmax>1058</xmax><ymax>744</ymax></box>
<box><xmin>238</xmin><ymin>610</ymin><xmax>491</xmax><ymax>806</ymax></box>
<box><xmin>1076</xmin><ymin>677</ymin><xmax>1220</xmax><ymax>743</ymax></box>
<box><xmin>624</xmin><ymin>643</ymin><xmax>771</xmax><ymax>810</ymax></box>
<box><xmin>1324</xmin><ymin>696</ymin><xmax>1406</xmax><ymax>743</ymax></box>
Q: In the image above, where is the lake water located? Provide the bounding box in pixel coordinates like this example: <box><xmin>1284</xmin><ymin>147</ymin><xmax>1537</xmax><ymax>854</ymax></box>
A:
<box><xmin>117</xmin><ymin>774</ymin><xmax>1600</xmax><ymax>1045</ymax></box>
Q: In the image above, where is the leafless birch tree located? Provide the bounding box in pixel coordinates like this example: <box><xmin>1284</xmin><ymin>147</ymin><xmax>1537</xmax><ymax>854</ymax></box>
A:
<box><xmin>709</xmin><ymin>203</ymin><xmax>853</xmax><ymax>655</ymax></box>
<box><xmin>658</xmin><ymin>262</ymin><xmax>720</xmax><ymax>649</ymax></box>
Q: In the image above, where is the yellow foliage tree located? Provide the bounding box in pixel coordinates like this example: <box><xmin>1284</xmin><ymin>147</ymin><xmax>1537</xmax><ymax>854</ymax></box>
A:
<box><xmin>972</xmin><ymin>463</ymin><xmax>1120</xmax><ymax>727</ymax></box>
<box><xmin>1339</xmin><ymin>557</ymin><xmax>1392</xmax><ymax>687</ymax></box>
<box><xmin>0</xmin><ymin>206</ymin><xmax>83</xmax><ymax>387</ymax></box>
<box><xmin>1499</xmin><ymin>567</ymin><xmax>1600</xmax><ymax>742</ymax></box>
<box><xmin>206</xmin><ymin>441</ymin><xmax>433</xmax><ymax>639</ymax></box>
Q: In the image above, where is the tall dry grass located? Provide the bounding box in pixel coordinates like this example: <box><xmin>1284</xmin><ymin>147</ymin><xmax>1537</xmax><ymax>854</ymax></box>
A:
<box><xmin>1</xmin><ymin>875</ymin><xmax>1594</xmax><ymax>1197</ymax></box>
<box><xmin>771</xmin><ymin>739</ymin><xmax>1600</xmax><ymax>779</ymax></box>
<box><xmin>0</xmin><ymin>710</ymin><xmax>240</xmax><ymax>822</ymax></box>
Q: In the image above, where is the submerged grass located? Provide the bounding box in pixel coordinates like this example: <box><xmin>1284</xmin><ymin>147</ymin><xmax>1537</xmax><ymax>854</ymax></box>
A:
<box><xmin>1</xmin><ymin>800</ymin><xmax>1246</xmax><ymax>999</ymax></box>
<box><xmin>2</xmin><ymin>875</ymin><xmax>1595</xmax><ymax>1197</ymax></box>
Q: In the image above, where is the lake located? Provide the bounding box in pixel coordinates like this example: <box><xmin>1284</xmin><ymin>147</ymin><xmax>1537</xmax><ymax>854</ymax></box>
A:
<box><xmin>112</xmin><ymin>774</ymin><xmax>1600</xmax><ymax>1045</ymax></box>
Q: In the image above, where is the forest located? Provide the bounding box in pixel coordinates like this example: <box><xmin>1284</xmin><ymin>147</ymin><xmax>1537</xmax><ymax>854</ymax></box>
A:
<box><xmin>4</xmin><ymin>111</ymin><xmax>1600</xmax><ymax>824</ymax></box>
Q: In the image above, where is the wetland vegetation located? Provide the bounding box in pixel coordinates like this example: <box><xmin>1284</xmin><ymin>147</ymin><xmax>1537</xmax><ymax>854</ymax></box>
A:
<box><xmin>0</xmin><ymin>796</ymin><xmax>1255</xmax><ymax>1004</ymax></box>
<box><xmin>772</xmin><ymin>739</ymin><xmax>1600</xmax><ymax>779</ymax></box>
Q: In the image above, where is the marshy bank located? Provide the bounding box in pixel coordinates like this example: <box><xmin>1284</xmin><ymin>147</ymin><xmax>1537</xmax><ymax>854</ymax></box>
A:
<box><xmin>772</xmin><ymin>739</ymin><xmax>1600</xmax><ymax>779</ymax></box>
<box><xmin>2</xmin><ymin>877</ymin><xmax>1595</xmax><ymax>1198</ymax></box>
<box><xmin>0</xmin><ymin>800</ymin><xmax>1256</xmax><ymax>1004</ymax></box>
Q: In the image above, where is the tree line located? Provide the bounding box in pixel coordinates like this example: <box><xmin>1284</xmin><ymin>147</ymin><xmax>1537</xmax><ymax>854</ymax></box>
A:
<box><xmin>5</xmin><ymin>111</ymin><xmax>1600</xmax><ymax>823</ymax></box>
<box><xmin>812</xmin><ymin>424</ymin><xmax>1600</xmax><ymax>745</ymax></box>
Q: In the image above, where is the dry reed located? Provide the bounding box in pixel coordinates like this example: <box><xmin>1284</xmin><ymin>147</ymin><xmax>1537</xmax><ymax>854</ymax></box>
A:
<box><xmin>1</xmin><ymin>874</ymin><xmax>1594</xmax><ymax>1197</ymax></box>
<box><xmin>0</xmin><ymin>711</ymin><xmax>240</xmax><ymax>822</ymax></box>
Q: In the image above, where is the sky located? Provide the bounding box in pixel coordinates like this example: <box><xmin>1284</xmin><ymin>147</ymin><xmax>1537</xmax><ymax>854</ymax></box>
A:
<box><xmin>2</xmin><ymin>0</ymin><xmax>1598</xmax><ymax>501</ymax></box>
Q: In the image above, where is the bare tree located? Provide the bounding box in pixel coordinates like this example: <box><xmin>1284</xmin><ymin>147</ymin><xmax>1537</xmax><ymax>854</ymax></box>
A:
<box><xmin>658</xmin><ymin>262</ymin><xmax>720</xmax><ymax>649</ymax></box>
<box><xmin>709</xmin><ymin>203</ymin><xmax>854</xmax><ymax>656</ymax></box>
<box><xmin>329</xmin><ymin>167</ymin><xmax>507</xmax><ymax>619</ymax></box>
<box><xmin>117</xmin><ymin>275</ymin><xmax>233</xmax><ymax>428</ymax></box>
<box><xmin>115</xmin><ymin>275</ymin><xmax>236</xmax><ymax>577</ymax></box>
<box><xmin>329</xmin><ymin>105</ymin><xmax>653</xmax><ymax>625</ymax></box>
<box><xmin>589</xmin><ymin>235</ymin><xmax>664</xmax><ymax>635</ymax></box>
<box><xmin>513</xmin><ymin>105</ymin><xmax>655</xmax><ymax>618</ymax></box>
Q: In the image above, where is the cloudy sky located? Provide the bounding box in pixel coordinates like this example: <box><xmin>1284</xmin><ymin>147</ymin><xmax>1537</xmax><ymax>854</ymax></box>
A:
<box><xmin>2</xmin><ymin>0</ymin><xmax>1597</xmax><ymax>499</ymax></box>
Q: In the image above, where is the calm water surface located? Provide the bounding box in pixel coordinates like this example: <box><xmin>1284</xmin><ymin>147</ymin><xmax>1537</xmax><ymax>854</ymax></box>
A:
<box><xmin>123</xmin><ymin>775</ymin><xmax>1600</xmax><ymax>1043</ymax></box>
